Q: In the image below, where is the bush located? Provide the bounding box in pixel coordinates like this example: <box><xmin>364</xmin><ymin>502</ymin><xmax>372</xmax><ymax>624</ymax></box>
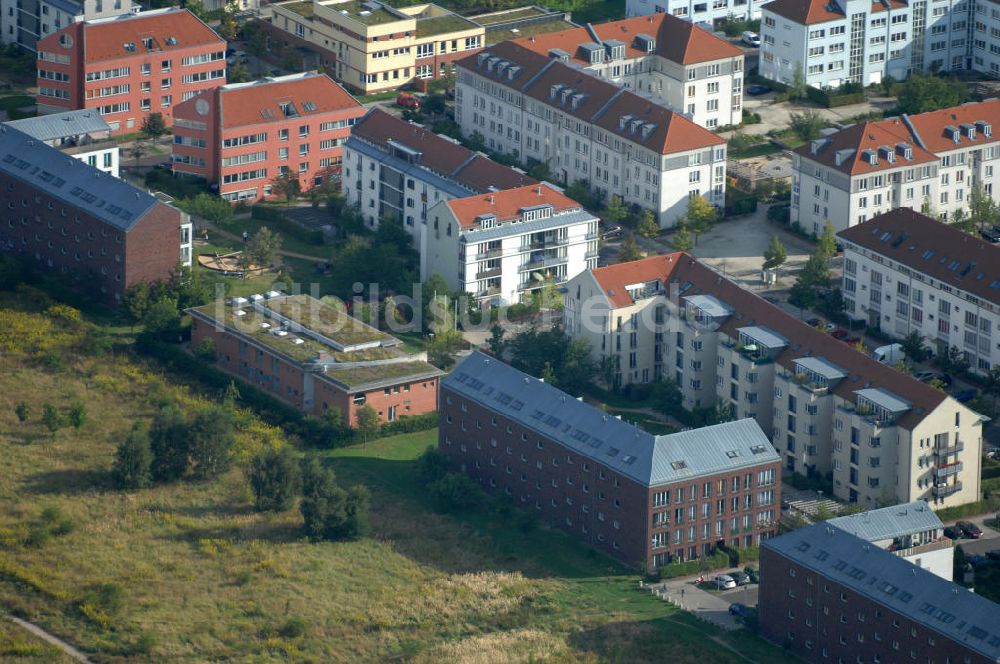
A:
<box><xmin>300</xmin><ymin>458</ymin><xmax>370</xmax><ymax>541</ymax></box>
<box><xmin>182</xmin><ymin>193</ymin><xmax>233</xmax><ymax>223</ymax></box>
<box><xmin>279</xmin><ymin>617</ymin><xmax>308</xmax><ymax>639</ymax></box>
<box><xmin>427</xmin><ymin>473</ymin><xmax>484</xmax><ymax>513</ymax></box>
<box><xmin>767</xmin><ymin>204</ymin><xmax>791</xmax><ymax>224</ymax></box>
<box><xmin>658</xmin><ymin>551</ymin><xmax>730</xmax><ymax>579</ymax></box>
<box><xmin>251</xmin><ymin>206</ymin><xmax>324</xmax><ymax>245</ymax></box>
<box><xmin>114</xmin><ymin>424</ymin><xmax>153</xmax><ymax>490</ymax></box>
<box><xmin>806</xmin><ymin>85</ymin><xmax>865</xmax><ymax>108</ymax></box>
<box><xmin>416</xmin><ymin>445</ymin><xmax>449</xmax><ymax>486</ymax></box>
<box><xmin>247</xmin><ymin>447</ymin><xmax>302</xmax><ymax>512</ymax></box>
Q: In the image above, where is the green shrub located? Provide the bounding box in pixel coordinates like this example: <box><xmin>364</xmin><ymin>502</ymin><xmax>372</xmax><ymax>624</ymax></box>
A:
<box><xmin>279</xmin><ymin>616</ymin><xmax>308</xmax><ymax>639</ymax></box>
<box><xmin>427</xmin><ymin>473</ymin><xmax>484</xmax><ymax>513</ymax></box>
<box><xmin>806</xmin><ymin>85</ymin><xmax>865</xmax><ymax>108</ymax></box>
<box><xmin>657</xmin><ymin>551</ymin><xmax>730</xmax><ymax>579</ymax></box>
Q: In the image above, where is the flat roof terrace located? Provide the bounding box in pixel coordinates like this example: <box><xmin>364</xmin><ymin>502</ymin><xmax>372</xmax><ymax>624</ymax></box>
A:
<box><xmin>324</xmin><ymin>0</ymin><xmax>401</xmax><ymax>25</ymax></box>
<box><xmin>415</xmin><ymin>13</ymin><xmax>479</xmax><ymax>38</ymax></box>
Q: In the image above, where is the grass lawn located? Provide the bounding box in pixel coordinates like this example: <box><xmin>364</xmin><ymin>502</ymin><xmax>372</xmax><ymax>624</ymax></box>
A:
<box><xmin>0</xmin><ymin>293</ymin><xmax>798</xmax><ymax>663</ymax></box>
<box><xmin>729</xmin><ymin>141</ymin><xmax>783</xmax><ymax>159</ymax></box>
<box><xmin>0</xmin><ymin>618</ymin><xmax>74</xmax><ymax>663</ymax></box>
<box><xmin>281</xmin><ymin>255</ymin><xmax>340</xmax><ymax>298</ymax></box>
<box><xmin>217</xmin><ymin>216</ymin><xmax>329</xmax><ymax>259</ymax></box>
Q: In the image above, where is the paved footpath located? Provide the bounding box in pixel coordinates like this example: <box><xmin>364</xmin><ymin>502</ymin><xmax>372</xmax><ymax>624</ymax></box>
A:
<box><xmin>6</xmin><ymin>614</ymin><xmax>94</xmax><ymax>663</ymax></box>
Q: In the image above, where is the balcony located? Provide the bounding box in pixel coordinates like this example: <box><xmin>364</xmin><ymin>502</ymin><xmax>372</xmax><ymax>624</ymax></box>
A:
<box><xmin>475</xmin><ymin>268</ymin><xmax>501</xmax><ymax>280</ymax></box>
<box><xmin>585</xmin><ymin>250</ymin><xmax>599</xmax><ymax>259</ymax></box>
<box><xmin>934</xmin><ymin>462</ymin><xmax>964</xmax><ymax>479</ymax></box>
<box><xmin>890</xmin><ymin>537</ymin><xmax>953</xmax><ymax>558</ymax></box>
<box><xmin>525</xmin><ymin>236</ymin><xmax>568</xmax><ymax>250</ymax></box>
<box><xmin>475</xmin><ymin>248</ymin><xmax>503</xmax><ymax>260</ymax></box>
<box><xmin>932</xmin><ymin>481</ymin><xmax>963</xmax><ymax>498</ymax></box>
<box><xmin>933</xmin><ymin>441</ymin><xmax>964</xmax><ymax>458</ymax></box>
<box><xmin>519</xmin><ymin>255</ymin><xmax>567</xmax><ymax>271</ymax></box>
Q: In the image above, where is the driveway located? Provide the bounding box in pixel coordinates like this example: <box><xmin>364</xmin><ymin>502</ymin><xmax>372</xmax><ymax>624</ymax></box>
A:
<box><xmin>649</xmin><ymin>571</ymin><xmax>759</xmax><ymax>631</ymax></box>
<box><xmin>638</xmin><ymin>203</ymin><xmax>815</xmax><ymax>292</ymax></box>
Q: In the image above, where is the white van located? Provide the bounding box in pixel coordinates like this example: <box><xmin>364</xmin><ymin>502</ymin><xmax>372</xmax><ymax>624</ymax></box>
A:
<box><xmin>871</xmin><ymin>343</ymin><xmax>905</xmax><ymax>365</ymax></box>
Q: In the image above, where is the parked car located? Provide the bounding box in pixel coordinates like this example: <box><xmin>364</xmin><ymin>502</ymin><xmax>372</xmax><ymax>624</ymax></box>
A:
<box><xmin>943</xmin><ymin>525</ymin><xmax>963</xmax><ymax>539</ymax></box>
<box><xmin>744</xmin><ymin>564</ymin><xmax>759</xmax><ymax>583</ymax></box>
<box><xmin>831</xmin><ymin>329</ymin><xmax>849</xmax><ymax>340</ymax></box>
<box><xmin>396</xmin><ymin>92</ymin><xmax>421</xmax><ymax>110</ymax></box>
<box><xmin>953</xmin><ymin>388</ymin><xmax>978</xmax><ymax>404</ymax></box>
<box><xmin>806</xmin><ymin>317</ymin><xmax>822</xmax><ymax>328</ymax></box>
<box><xmin>843</xmin><ymin>334</ymin><xmax>862</xmax><ymax>345</ymax></box>
<box><xmin>958</xmin><ymin>521</ymin><xmax>984</xmax><ymax>538</ymax></box>
<box><xmin>729</xmin><ymin>570</ymin><xmax>752</xmax><ymax>585</ymax></box>
<box><xmin>986</xmin><ymin>549</ymin><xmax>1000</xmax><ymax>562</ymax></box>
<box><xmin>601</xmin><ymin>225</ymin><xmax>623</xmax><ymax>240</ymax></box>
<box><xmin>762</xmin><ymin>295</ymin><xmax>781</xmax><ymax>305</ymax></box>
<box><xmin>746</xmin><ymin>84</ymin><xmax>772</xmax><ymax>96</ymax></box>
<box><xmin>741</xmin><ymin>31</ymin><xmax>761</xmax><ymax>47</ymax></box>
<box><xmin>729</xmin><ymin>602</ymin><xmax>752</xmax><ymax>618</ymax></box>
<box><xmin>915</xmin><ymin>370</ymin><xmax>953</xmax><ymax>387</ymax></box>
<box><xmin>715</xmin><ymin>574</ymin><xmax>737</xmax><ymax>590</ymax></box>
<box><xmin>981</xmin><ymin>227</ymin><xmax>1000</xmax><ymax>243</ymax></box>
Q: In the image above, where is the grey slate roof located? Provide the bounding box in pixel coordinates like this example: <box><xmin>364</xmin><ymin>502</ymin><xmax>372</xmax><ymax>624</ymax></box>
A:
<box><xmin>827</xmin><ymin>501</ymin><xmax>943</xmax><ymax>543</ymax></box>
<box><xmin>764</xmin><ymin>523</ymin><xmax>1000</xmax><ymax>660</ymax></box>
<box><xmin>0</xmin><ymin>125</ymin><xmax>158</xmax><ymax>231</ymax></box>
<box><xmin>6</xmin><ymin>110</ymin><xmax>110</xmax><ymax>142</ymax></box>
<box><xmin>444</xmin><ymin>351</ymin><xmax>779</xmax><ymax>486</ymax></box>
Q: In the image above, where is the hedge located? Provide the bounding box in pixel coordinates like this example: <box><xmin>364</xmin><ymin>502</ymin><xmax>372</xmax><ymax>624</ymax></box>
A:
<box><xmin>806</xmin><ymin>86</ymin><xmax>865</xmax><ymax>108</ymax></box>
<box><xmin>657</xmin><ymin>551</ymin><xmax>730</xmax><ymax>579</ymax></box>
<box><xmin>250</xmin><ymin>206</ymin><xmax>324</xmax><ymax>245</ymax></box>
<box><xmin>935</xmin><ymin>495</ymin><xmax>1000</xmax><ymax>523</ymax></box>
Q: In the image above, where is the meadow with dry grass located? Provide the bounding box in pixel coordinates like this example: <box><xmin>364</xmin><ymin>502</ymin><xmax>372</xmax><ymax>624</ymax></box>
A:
<box><xmin>0</xmin><ymin>286</ymin><xmax>799</xmax><ymax>663</ymax></box>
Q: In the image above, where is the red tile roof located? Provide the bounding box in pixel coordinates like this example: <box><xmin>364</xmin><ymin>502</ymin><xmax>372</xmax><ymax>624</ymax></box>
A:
<box><xmin>459</xmin><ymin>41</ymin><xmax>724</xmax><ymax>155</ymax></box>
<box><xmin>514</xmin><ymin>12</ymin><xmax>741</xmax><ymax>66</ymax></box>
<box><xmin>904</xmin><ymin>98</ymin><xmax>1000</xmax><ymax>154</ymax></box>
<box><xmin>350</xmin><ymin>109</ymin><xmax>535</xmax><ymax>193</ymax></box>
<box><xmin>446</xmin><ymin>183</ymin><xmax>581</xmax><ymax>228</ymax></box>
<box><xmin>75</xmin><ymin>8</ymin><xmax>224</xmax><ymax>63</ymax></box>
<box><xmin>798</xmin><ymin>100</ymin><xmax>1000</xmax><ymax>175</ymax></box>
<box><xmin>590</xmin><ymin>254</ymin><xmax>950</xmax><ymax>429</ymax></box>
<box><xmin>795</xmin><ymin>119</ymin><xmax>936</xmax><ymax>175</ymax></box>
<box><xmin>761</xmin><ymin>0</ymin><xmax>844</xmax><ymax>24</ymax></box>
<box><xmin>591</xmin><ymin>254</ymin><xmax>684</xmax><ymax>308</ymax></box>
<box><xmin>838</xmin><ymin>208</ymin><xmax>1000</xmax><ymax>307</ymax></box>
<box><xmin>216</xmin><ymin>73</ymin><xmax>362</xmax><ymax>129</ymax></box>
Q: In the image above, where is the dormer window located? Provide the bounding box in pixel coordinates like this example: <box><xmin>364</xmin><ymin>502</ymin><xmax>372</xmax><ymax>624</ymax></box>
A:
<box><xmin>862</xmin><ymin>149</ymin><xmax>878</xmax><ymax>166</ymax></box>
<box><xmin>976</xmin><ymin>120</ymin><xmax>992</xmax><ymax>137</ymax></box>
<box><xmin>945</xmin><ymin>125</ymin><xmax>961</xmax><ymax>143</ymax></box>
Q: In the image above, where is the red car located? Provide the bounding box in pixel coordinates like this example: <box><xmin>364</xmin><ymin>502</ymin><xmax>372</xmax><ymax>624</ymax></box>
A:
<box><xmin>831</xmin><ymin>329</ymin><xmax>849</xmax><ymax>340</ymax></box>
<box><xmin>396</xmin><ymin>93</ymin><xmax>420</xmax><ymax>111</ymax></box>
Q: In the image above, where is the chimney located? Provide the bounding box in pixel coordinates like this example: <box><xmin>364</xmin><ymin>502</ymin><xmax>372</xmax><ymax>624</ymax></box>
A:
<box><xmin>536</xmin><ymin>185</ymin><xmax>542</xmax><ymax>195</ymax></box>
<box><xmin>488</xmin><ymin>194</ymin><xmax>494</xmax><ymax>204</ymax></box>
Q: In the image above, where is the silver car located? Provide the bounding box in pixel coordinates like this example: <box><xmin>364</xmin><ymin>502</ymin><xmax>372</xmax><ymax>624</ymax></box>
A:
<box><xmin>715</xmin><ymin>574</ymin><xmax>737</xmax><ymax>590</ymax></box>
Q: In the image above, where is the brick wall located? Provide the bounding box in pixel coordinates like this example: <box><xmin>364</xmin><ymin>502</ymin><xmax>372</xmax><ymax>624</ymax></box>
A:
<box><xmin>124</xmin><ymin>202</ymin><xmax>181</xmax><ymax>292</ymax></box>
<box><xmin>758</xmin><ymin>547</ymin><xmax>990</xmax><ymax>663</ymax></box>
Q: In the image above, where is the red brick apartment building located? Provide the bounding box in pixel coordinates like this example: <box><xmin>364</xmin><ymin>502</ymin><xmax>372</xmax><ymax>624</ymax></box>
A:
<box><xmin>35</xmin><ymin>8</ymin><xmax>227</xmax><ymax>135</ymax></box>
<box><xmin>0</xmin><ymin>124</ymin><xmax>190</xmax><ymax>302</ymax></box>
<box><xmin>171</xmin><ymin>72</ymin><xmax>364</xmax><ymax>203</ymax></box>
<box><xmin>759</xmin><ymin>522</ymin><xmax>1000</xmax><ymax>664</ymax></box>
<box><xmin>440</xmin><ymin>351</ymin><xmax>782</xmax><ymax>569</ymax></box>
<box><xmin>188</xmin><ymin>294</ymin><xmax>442</xmax><ymax>424</ymax></box>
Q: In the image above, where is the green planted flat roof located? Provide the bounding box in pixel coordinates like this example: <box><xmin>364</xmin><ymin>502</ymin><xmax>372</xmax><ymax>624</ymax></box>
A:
<box><xmin>328</xmin><ymin>0</ymin><xmax>400</xmax><ymax>25</ymax></box>
<box><xmin>484</xmin><ymin>18</ymin><xmax>577</xmax><ymax>45</ymax></box>
<box><xmin>473</xmin><ymin>7</ymin><xmax>545</xmax><ymax>25</ymax></box>
<box><xmin>325</xmin><ymin>360</ymin><xmax>440</xmax><ymax>389</ymax></box>
<box><xmin>283</xmin><ymin>0</ymin><xmax>315</xmax><ymax>17</ymax></box>
<box><xmin>264</xmin><ymin>294</ymin><xmax>392</xmax><ymax>348</ymax></box>
<box><xmin>192</xmin><ymin>303</ymin><xmax>328</xmax><ymax>362</ymax></box>
<box><xmin>415</xmin><ymin>14</ymin><xmax>479</xmax><ymax>37</ymax></box>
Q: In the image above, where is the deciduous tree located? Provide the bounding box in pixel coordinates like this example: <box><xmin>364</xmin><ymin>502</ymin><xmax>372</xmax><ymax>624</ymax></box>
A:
<box><xmin>114</xmin><ymin>424</ymin><xmax>153</xmax><ymax>490</ymax></box>
<box><xmin>762</xmin><ymin>234</ymin><xmax>787</xmax><ymax>271</ymax></box>
<box><xmin>637</xmin><ymin>209</ymin><xmax>660</xmax><ymax>238</ymax></box>
<box><xmin>140</xmin><ymin>112</ymin><xmax>167</xmax><ymax>139</ymax></box>
<box><xmin>188</xmin><ymin>406</ymin><xmax>235</xmax><ymax>479</ymax></box>
<box><xmin>248</xmin><ymin>447</ymin><xmax>302</xmax><ymax>512</ymax></box>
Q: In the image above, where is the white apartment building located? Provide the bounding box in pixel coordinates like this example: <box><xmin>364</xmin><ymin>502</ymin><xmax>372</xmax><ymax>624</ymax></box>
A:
<box><xmin>760</xmin><ymin>0</ymin><xmax>972</xmax><ymax>89</ymax></box>
<box><xmin>1</xmin><ymin>0</ymin><xmax>134</xmax><ymax>50</ymax></box>
<box><xmin>828</xmin><ymin>500</ymin><xmax>954</xmax><ymax>580</ymax></box>
<box><xmin>455</xmin><ymin>40</ymin><xmax>728</xmax><ymax>228</ymax></box>
<box><xmin>792</xmin><ymin>99</ymin><xmax>1000</xmax><ymax>235</ymax></box>
<box><xmin>6</xmin><ymin>109</ymin><xmax>119</xmax><ymax>177</ymax></box>
<box><xmin>342</xmin><ymin>108</ymin><xmax>536</xmax><ymax>232</ymax></box>
<box><xmin>422</xmin><ymin>183</ymin><xmax>598</xmax><ymax>304</ymax></box>
<box><xmin>838</xmin><ymin>208</ymin><xmax>1000</xmax><ymax>374</ymax></box>
<box><xmin>627</xmin><ymin>0</ymin><xmax>766</xmax><ymax>25</ymax></box>
<box><xmin>511</xmin><ymin>13</ymin><xmax>745</xmax><ymax>129</ymax></box>
<box><xmin>563</xmin><ymin>254</ymin><xmax>985</xmax><ymax>508</ymax></box>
